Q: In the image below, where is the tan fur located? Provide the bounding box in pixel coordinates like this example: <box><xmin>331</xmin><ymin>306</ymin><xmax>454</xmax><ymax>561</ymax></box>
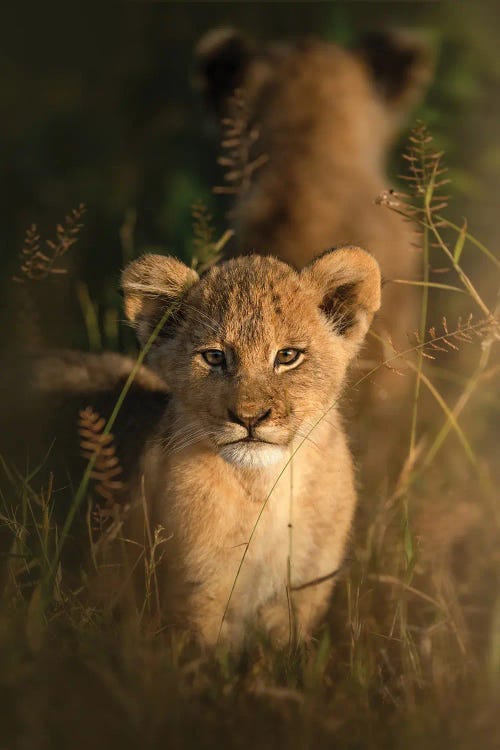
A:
<box><xmin>0</xmin><ymin>349</ymin><xmax>170</xmax><ymax>490</ymax></box>
<box><xmin>32</xmin><ymin>350</ymin><xmax>168</xmax><ymax>395</ymax></box>
<box><xmin>118</xmin><ymin>248</ymin><xmax>381</xmax><ymax>647</ymax></box>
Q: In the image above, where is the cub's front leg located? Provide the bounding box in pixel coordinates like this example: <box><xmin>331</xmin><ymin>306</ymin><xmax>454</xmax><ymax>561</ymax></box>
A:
<box><xmin>178</xmin><ymin>578</ymin><xmax>246</xmax><ymax>649</ymax></box>
<box><xmin>258</xmin><ymin>579</ymin><xmax>336</xmax><ymax>647</ymax></box>
<box><xmin>258</xmin><ymin>499</ymin><xmax>352</xmax><ymax>646</ymax></box>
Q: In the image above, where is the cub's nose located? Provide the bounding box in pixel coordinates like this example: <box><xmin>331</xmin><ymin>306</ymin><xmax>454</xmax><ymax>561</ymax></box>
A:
<box><xmin>227</xmin><ymin>408</ymin><xmax>272</xmax><ymax>430</ymax></box>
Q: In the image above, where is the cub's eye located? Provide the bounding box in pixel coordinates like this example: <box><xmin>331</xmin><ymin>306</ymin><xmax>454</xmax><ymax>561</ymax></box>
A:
<box><xmin>275</xmin><ymin>348</ymin><xmax>303</xmax><ymax>367</ymax></box>
<box><xmin>201</xmin><ymin>349</ymin><xmax>225</xmax><ymax>368</ymax></box>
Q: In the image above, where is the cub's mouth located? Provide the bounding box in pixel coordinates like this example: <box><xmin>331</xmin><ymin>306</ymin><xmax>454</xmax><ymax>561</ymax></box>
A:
<box><xmin>217</xmin><ymin>438</ymin><xmax>287</xmax><ymax>468</ymax></box>
<box><xmin>222</xmin><ymin>436</ymin><xmax>276</xmax><ymax>447</ymax></box>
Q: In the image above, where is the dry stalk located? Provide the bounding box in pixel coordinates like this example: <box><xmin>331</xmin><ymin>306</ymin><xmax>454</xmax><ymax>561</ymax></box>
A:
<box><xmin>191</xmin><ymin>202</ymin><xmax>220</xmax><ymax>272</ymax></box>
<box><xmin>190</xmin><ymin>200</ymin><xmax>234</xmax><ymax>273</ymax></box>
<box><xmin>14</xmin><ymin>204</ymin><xmax>86</xmax><ymax>283</ymax></box>
<box><xmin>78</xmin><ymin>406</ymin><xmax>125</xmax><ymax>506</ymax></box>
<box><xmin>213</xmin><ymin>88</ymin><xmax>268</xmax><ymax>201</ymax></box>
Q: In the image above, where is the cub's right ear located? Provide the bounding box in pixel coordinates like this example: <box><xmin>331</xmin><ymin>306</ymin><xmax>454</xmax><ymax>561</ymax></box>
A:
<box><xmin>194</xmin><ymin>27</ymin><xmax>255</xmax><ymax>115</ymax></box>
<box><xmin>301</xmin><ymin>246</ymin><xmax>381</xmax><ymax>357</ymax></box>
<box><xmin>121</xmin><ymin>254</ymin><xmax>199</xmax><ymax>347</ymax></box>
<box><xmin>355</xmin><ymin>30</ymin><xmax>434</xmax><ymax>116</ymax></box>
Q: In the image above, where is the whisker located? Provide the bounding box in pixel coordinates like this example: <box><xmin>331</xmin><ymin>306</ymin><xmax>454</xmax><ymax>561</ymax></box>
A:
<box><xmin>293</xmin><ymin>430</ymin><xmax>323</xmax><ymax>453</ymax></box>
<box><xmin>182</xmin><ymin>303</ymin><xmax>221</xmax><ymax>335</ymax></box>
<box><xmin>170</xmin><ymin>430</ymin><xmax>211</xmax><ymax>454</ymax></box>
<box><xmin>291</xmin><ymin>411</ymin><xmax>337</xmax><ymax>431</ymax></box>
<box><xmin>165</xmin><ymin>422</ymin><xmax>209</xmax><ymax>446</ymax></box>
<box><xmin>159</xmin><ymin>422</ymin><xmax>205</xmax><ymax>453</ymax></box>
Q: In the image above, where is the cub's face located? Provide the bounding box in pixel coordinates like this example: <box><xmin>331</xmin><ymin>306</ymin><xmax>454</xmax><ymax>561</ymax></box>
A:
<box><xmin>156</xmin><ymin>258</ymin><xmax>345</xmax><ymax>468</ymax></box>
<box><xmin>122</xmin><ymin>251</ymin><xmax>380</xmax><ymax>468</ymax></box>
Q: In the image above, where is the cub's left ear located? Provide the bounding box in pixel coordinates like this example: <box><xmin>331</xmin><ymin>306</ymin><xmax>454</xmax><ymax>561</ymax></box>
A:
<box><xmin>301</xmin><ymin>246</ymin><xmax>381</xmax><ymax>351</ymax></box>
<box><xmin>355</xmin><ymin>30</ymin><xmax>434</xmax><ymax>115</ymax></box>
<box><xmin>121</xmin><ymin>254</ymin><xmax>199</xmax><ymax>347</ymax></box>
<box><xmin>194</xmin><ymin>27</ymin><xmax>256</xmax><ymax>116</ymax></box>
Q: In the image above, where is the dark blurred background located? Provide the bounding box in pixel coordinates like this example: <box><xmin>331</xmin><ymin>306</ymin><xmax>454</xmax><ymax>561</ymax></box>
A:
<box><xmin>0</xmin><ymin>1</ymin><xmax>498</xmax><ymax>353</ymax></box>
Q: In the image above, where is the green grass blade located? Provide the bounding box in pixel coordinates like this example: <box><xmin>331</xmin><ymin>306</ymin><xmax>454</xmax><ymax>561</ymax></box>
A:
<box><xmin>453</xmin><ymin>218</ymin><xmax>467</xmax><ymax>264</ymax></box>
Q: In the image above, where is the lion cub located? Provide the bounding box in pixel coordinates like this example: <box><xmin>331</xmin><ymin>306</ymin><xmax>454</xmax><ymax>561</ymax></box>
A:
<box><xmin>120</xmin><ymin>246</ymin><xmax>380</xmax><ymax>647</ymax></box>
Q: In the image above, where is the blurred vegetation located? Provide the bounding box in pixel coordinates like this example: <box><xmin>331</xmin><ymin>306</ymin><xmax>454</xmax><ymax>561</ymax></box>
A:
<box><xmin>0</xmin><ymin>4</ymin><xmax>499</xmax><ymax>749</ymax></box>
<box><xmin>0</xmin><ymin>1</ymin><xmax>499</xmax><ymax>353</ymax></box>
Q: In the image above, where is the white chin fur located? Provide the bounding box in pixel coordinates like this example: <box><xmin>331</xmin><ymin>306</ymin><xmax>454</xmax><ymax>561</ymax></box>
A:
<box><xmin>218</xmin><ymin>442</ymin><xmax>287</xmax><ymax>468</ymax></box>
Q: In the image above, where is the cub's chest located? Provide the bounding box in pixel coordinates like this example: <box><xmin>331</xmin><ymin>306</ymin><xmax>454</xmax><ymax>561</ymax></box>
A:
<box><xmin>225</xmin><ymin>492</ymin><xmax>292</xmax><ymax>620</ymax></box>
<box><xmin>246</xmin><ymin>491</ymin><xmax>291</xmax><ymax>568</ymax></box>
<box><xmin>148</xmin><ymin>446</ymin><xmax>316</xmax><ymax>614</ymax></box>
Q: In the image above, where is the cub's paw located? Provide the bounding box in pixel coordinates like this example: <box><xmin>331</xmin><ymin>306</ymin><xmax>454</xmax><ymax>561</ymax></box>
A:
<box><xmin>258</xmin><ymin>601</ymin><xmax>297</xmax><ymax>648</ymax></box>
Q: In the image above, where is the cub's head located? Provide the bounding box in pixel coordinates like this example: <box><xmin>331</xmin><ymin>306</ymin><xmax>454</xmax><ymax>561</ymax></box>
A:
<box><xmin>122</xmin><ymin>249</ymin><xmax>380</xmax><ymax>468</ymax></box>
<box><xmin>195</xmin><ymin>28</ymin><xmax>434</xmax><ymax>153</ymax></box>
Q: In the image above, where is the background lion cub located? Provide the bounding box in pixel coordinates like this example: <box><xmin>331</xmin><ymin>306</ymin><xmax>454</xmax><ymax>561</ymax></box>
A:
<box><xmin>196</xmin><ymin>29</ymin><xmax>433</xmax><ymax>422</ymax></box>
<box><xmin>120</xmin><ymin>246</ymin><xmax>381</xmax><ymax>647</ymax></box>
